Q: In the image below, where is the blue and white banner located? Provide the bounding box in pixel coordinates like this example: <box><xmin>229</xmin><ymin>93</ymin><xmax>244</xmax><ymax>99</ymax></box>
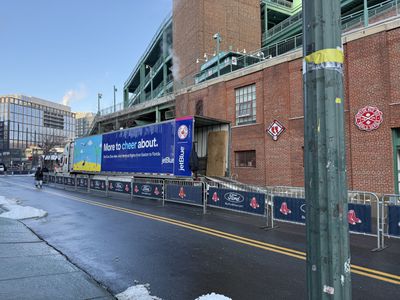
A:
<box><xmin>101</xmin><ymin>118</ymin><xmax>193</xmax><ymax>177</ymax></box>
<box><xmin>132</xmin><ymin>182</ymin><xmax>163</xmax><ymax>199</ymax></box>
<box><xmin>388</xmin><ymin>205</ymin><xmax>400</xmax><ymax>236</ymax></box>
<box><xmin>273</xmin><ymin>196</ymin><xmax>306</xmax><ymax>223</ymax></box>
<box><xmin>347</xmin><ymin>203</ymin><xmax>372</xmax><ymax>234</ymax></box>
<box><xmin>273</xmin><ymin>197</ymin><xmax>372</xmax><ymax>233</ymax></box>
<box><xmin>108</xmin><ymin>180</ymin><xmax>131</xmax><ymax>194</ymax></box>
<box><xmin>166</xmin><ymin>184</ymin><xmax>203</xmax><ymax>206</ymax></box>
<box><xmin>77</xmin><ymin>177</ymin><xmax>88</xmax><ymax>188</ymax></box>
<box><xmin>208</xmin><ymin>188</ymin><xmax>265</xmax><ymax>215</ymax></box>
<box><xmin>90</xmin><ymin>179</ymin><xmax>106</xmax><ymax>191</ymax></box>
<box><xmin>173</xmin><ymin>117</ymin><xmax>193</xmax><ymax>177</ymax></box>
<box><xmin>63</xmin><ymin>177</ymin><xmax>75</xmax><ymax>187</ymax></box>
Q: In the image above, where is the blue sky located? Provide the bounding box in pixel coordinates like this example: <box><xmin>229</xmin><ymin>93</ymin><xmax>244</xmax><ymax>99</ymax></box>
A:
<box><xmin>0</xmin><ymin>0</ymin><xmax>172</xmax><ymax>113</ymax></box>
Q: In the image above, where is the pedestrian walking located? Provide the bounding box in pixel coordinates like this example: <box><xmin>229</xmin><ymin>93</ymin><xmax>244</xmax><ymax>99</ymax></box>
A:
<box><xmin>34</xmin><ymin>167</ymin><xmax>44</xmax><ymax>188</ymax></box>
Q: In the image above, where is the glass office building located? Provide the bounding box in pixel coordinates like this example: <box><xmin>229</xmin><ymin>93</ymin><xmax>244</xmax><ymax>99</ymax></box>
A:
<box><xmin>75</xmin><ymin>112</ymin><xmax>95</xmax><ymax>138</ymax></box>
<box><xmin>0</xmin><ymin>95</ymin><xmax>75</xmax><ymax>167</ymax></box>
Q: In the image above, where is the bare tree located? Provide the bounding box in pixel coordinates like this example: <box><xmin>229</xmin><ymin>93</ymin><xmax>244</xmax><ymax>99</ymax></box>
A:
<box><xmin>40</xmin><ymin>135</ymin><xmax>66</xmax><ymax>157</ymax></box>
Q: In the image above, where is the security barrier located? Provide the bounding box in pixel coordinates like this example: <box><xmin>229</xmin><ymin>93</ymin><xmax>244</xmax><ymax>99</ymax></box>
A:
<box><xmin>165</xmin><ymin>180</ymin><xmax>206</xmax><ymax>213</ymax></box>
<box><xmin>89</xmin><ymin>176</ymin><xmax>106</xmax><ymax>192</ymax></box>
<box><xmin>39</xmin><ymin>174</ymin><xmax>393</xmax><ymax>251</ymax></box>
<box><xmin>207</xmin><ymin>187</ymin><xmax>266</xmax><ymax>216</ymax></box>
<box><xmin>132</xmin><ymin>178</ymin><xmax>164</xmax><ymax>200</ymax></box>
<box><xmin>76</xmin><ymin>175</ymin><xmax>89</xmax><ymax>191</ymax></box>
<box><xmin>107</xmin><ymin>177</ymin><xmax>132</xmax><ymax>196</ymax></box>
<box><xmin>271</xmin><ymin>188</ymin><xmax>381</xmax><ymax>250</ymax></box>
<box><xmin>382</xmin><ymin>194</ymin><xmax>400</xmax><ymax>239</ymax></box>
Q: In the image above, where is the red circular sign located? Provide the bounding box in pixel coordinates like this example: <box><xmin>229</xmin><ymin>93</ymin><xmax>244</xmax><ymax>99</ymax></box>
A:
<box><xmin>355</xmin><ymin>106</ymin><xmax>383</xmax><ymax>131</ymax></box>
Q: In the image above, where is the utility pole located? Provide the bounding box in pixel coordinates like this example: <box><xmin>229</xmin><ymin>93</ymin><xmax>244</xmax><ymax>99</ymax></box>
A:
<box><xmin>213</xmin><ymin>33</ymin><xmax>221</xmax><ymax>77</ymax></box>
<box><xmin>97</xmin><ymin>93</ymin><xmax>102</xmax><ymax>115</ymax></box>
<box><xmin>303</xmin><ymin>0</ymin><xmax>352</xmax><ymax>299</ymax></box>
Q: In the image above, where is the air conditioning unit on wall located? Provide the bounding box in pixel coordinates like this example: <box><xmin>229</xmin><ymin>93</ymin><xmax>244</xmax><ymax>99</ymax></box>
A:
<box><xmin>165</xmin><ymin>110</ymin><xmax>175</xmax><ymax>120</ymax></box>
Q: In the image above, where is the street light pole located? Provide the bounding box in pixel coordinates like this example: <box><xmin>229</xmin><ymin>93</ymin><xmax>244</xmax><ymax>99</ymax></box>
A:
<box><xmin>113</xmin><ymin>85</ymin><xmax>117</xmax><ymax>113</ymax></box>
<box><xmin>303</xmin><ymin>0</ymin><xmax>351</xmax><ymax>299</ymax></box>
<box><xmin>213</xmin><ymin>33</ymin><xmax>221</xmax><ymax>77</ymax></box>
<box><xmin>97</xmin><ymin>93</ymin><xmax>102</xmax><ymax>115</ymax></box>
<box><xmin>146</xmin><ymin>65</ymin><xmax>153</xmax><ymax>100</ymax></box>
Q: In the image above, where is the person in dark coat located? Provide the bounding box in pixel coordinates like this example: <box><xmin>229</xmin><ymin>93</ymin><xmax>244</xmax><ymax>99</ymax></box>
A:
<box><xmin>34</xmin><ymin>167</ymin><xmax>44</xmax><ymax>188</ymax></box>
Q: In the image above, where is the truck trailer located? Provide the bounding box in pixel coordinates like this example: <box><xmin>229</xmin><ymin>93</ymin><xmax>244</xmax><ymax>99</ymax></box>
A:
<box><xmin>61</xmin><ymin>116</ymin><xmax>230</xmax><ymax>179</ymax></box>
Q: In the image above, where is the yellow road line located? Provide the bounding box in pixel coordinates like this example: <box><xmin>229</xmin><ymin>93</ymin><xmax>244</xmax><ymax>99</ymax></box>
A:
<box><xmin>2</xmin><ymin>179</ymin><xmax>400</xmax><ymax>285</ymax></box>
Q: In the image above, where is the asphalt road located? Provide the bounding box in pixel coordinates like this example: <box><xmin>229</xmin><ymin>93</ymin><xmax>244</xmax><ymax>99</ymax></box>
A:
<box><xmin>0</xmin><ymin>176</ymin><xmax>399</xmax><ymax>300</ymax></box>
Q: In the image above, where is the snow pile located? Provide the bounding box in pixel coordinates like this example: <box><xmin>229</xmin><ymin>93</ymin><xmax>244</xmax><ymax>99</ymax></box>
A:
<box><xmin>0</xmin><ymin>196</ymin><xmax>47</xmax><ymax>220</ymax></box>
<box><xmin>195</xmin><ymin>293</ymin><xmax>232</xmax><ymax>300</ymax></box>
<box><xmin>116</xmin><ymin>284</ymin><xmax>162</xmax><ymax>300</ymax></box>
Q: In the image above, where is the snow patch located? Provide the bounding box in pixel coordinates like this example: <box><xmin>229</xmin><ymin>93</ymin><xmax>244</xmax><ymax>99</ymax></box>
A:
<box><xmin>195</xmin><ymin>293</ymin><xmax>232</xmax><ymax>300</ymax></box>
<box><xmin>116</xmin><ymin>284</ymin><xmax>161</xmax><ymax>300</ymax></box>
<box><xmin>0</xmin><ymin>196</ymin><xmax>47</xmax><ymax>220</ymax></box>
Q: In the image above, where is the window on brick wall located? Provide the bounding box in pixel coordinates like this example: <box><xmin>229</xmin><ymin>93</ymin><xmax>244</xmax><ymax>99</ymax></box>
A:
<box><xmin>235</xmin><ymin>150</ymin><xmax>256</xmax><ymax>168</ymax></box>
<box><xmin>235</xmin><ymin>84</ymin><xmax>256</xmax><ymax>125</ymax></box>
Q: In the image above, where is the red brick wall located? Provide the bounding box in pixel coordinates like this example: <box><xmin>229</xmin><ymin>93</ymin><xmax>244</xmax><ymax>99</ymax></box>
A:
<box><xmin>176</xmin><ymin>25</ymin><xmax>400</xmax><ymax>194</ymax></box>
<box><xmin>173</xmin><ymin>0</ymin><xmax>261</xmax><ymax>81</ymax></box>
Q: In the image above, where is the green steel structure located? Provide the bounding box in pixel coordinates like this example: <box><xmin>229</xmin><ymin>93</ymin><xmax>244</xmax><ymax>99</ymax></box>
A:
<box><xmin>121</xmin><ymin>0</ymin><xmax>394</xmax><ymax>117</ymax></box>
<box><xmin>123</xmin><ymin>13</ymin><xmax>173</xmax><ymax>119</ymax></box>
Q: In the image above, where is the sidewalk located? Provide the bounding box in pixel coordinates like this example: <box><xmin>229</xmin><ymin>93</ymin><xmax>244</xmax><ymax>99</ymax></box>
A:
<box><xmin>0</xmin><ymin>216</ymin><xmax>115</xmax><ymax>300</ymax></box>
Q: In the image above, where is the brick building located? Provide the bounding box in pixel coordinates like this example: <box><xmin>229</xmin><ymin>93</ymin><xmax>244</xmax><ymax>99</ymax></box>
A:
<box><xmin>175</xmin><ymin>19</ymin><xmax>400</xmax><ymax>194</ymax></box>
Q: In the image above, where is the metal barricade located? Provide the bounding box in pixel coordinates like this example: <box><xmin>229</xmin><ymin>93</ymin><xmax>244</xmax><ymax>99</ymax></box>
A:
<box><xmin>164</xmin><ymin>180</ymin><xmax>206</xmax><ymax>213</ymax></box>
<box><xmin>382</xmin><ymin>194</ymin><xmax>400</xmax><ymax>241</ymax></box>
<box><xmin>63</xmin><ymin>174</ymin><xmax>76</xmax><ymax>190</ymax></box>
<box><xmin>132</xmin><ymin>177</ymin><xmax>164</xmax><ymax>201</ymax></box>
<box><xmin>270</xmin><ymin>186</ymin><xmax>382</xmax><ymax>251</ymax></box>
<box><xmin>206</xmin><ymin>180</ymin><xmax>268</xmax><ymax>218</ymax></box>
<box><xmin>106</xmin><ymin>176</ymin><xmax>132</xmax><ymax>197</ymax></box>
<box><xmin>88</xmin><ymin>175</ymin><xmax>107</xmax><ymax>194</ymax></box>
<box><xmin>76</xmin><ymin>175</ymin><xmax>89</xmax><ymax>192</ymax></box>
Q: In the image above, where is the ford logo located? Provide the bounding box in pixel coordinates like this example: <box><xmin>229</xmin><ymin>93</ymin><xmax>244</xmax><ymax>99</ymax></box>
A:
<box><xmin>116</xmin><ymin>183</ymin><xmax>123</xmax><ymax>189</ymax></box>
<box><xmin>142</xmin><ymin>185</ymin><xmax>151</xmax><ymax>193</ymax></box>
<box><xmin>300</xmin><ymin>204</ymin><xmax>306</xmax><ymax>213</ymax></box>
<box><xmin>224</xmin><ymin>192</ymin><xmax>244</xmax><ymax>203</ymax></box>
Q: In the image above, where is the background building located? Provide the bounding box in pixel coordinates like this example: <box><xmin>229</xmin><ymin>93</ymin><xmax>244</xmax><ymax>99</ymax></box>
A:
<box><xmin>0</xmin><ymin>95</ymin><xmax>75</xmax><ymax>169</ymax></box>
<box><xmin>75</xmin><ymin>112</ymin><xmax>95</xmax><ymax>138</ymax></box>
<box><xmin>92</xmin><ymin>0</ymin><xmax>400</xmax><ymax>194</ymax></box>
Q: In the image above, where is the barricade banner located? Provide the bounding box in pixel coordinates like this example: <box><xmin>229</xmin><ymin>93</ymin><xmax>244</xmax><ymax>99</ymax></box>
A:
<box><xmin>108</xmin><ymin>180</ymin><xmax>131</xmax><ymax>194</ymax></box>
<box><xmin>273</xmin><ymin>197</ymin><xmax>372</xmax><ymax>233</ymax></box>
<box><xmin>347</xmin><ymin>203</ymin><xmax>372</xmax><ymax>234</ymax></box>
<box><xmin>166</xmin><ymin>184</ymin><xmax>203</xmax><ymax>206</ymax></box>
<box><xmin>132</xmin><ymin>182</ymin><xmax>163</xmax><ymax>199</ymax></box>
<box><xmin>43</xmin><ymin>174</ymin><xmax>49</xmax><ymax>183</ymax></box>
<box><xmin>388</xmin><ymin>205</ymin><xmax>400</xmax><ymax>236</ymax></box>
<box><xmin>273</xmin><ymin>196</ymin><xmax>306</xmax><ymax>223</ymax></box>
<box><xmin>50</xmin><ymin>175</ymin><xmax>56</xmax><ymax>183</ymax></box>
<box><xmin>208</xmin><ymin>188</ymin><xmax>265</xmax><ymax>216</ymax></box>
<box><xmin>63</xmin><ymin>177</ymin><xmax>75</xmax><ymax>187</ymax></box>
<box><xmin>90</xmin><ymin>179</ymin><xmax>106</xmax><ymax>191</ymax></box>
<box><xmin>56</xmin><ymin>176</ymin><xmax>63</xmax><ymax>184</ymax></box>
<box><xmin>77</xmin><ymin>178</ymin><xmax>88</xmax><ymax>188</ymax></box>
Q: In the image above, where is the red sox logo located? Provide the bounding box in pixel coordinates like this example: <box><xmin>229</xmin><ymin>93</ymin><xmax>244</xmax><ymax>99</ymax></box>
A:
<box><xmin>177</xmin><ymin>125</ymin><xmax>189</xmax><ymax>140</ymax></box>
<box><xmin>355</xmin><ymin>106</ymin><xmax>383</xmax><ymax>131</ymax></box>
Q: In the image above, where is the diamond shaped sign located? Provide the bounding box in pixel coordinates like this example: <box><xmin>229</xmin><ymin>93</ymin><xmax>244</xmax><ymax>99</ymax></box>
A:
<box><xmin>267</xmin><ymin>120</ymin><xmax>285</xmax><ymax>141</ymax></box>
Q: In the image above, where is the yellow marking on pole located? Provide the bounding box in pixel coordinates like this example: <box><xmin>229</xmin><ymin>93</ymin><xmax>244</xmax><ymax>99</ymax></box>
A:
<box><xmin>2</xmin><ymin>179</ymin><xmax>400</xmax><ymax>286</ymax></box>
<box><xmin>305</xmin><ymin>48</ymin><xmax>344</xmax><ymax>64</ymax></box>
<box><xmin>335</xmin><ymin>98</ymin><xmax>342</xmax><ymax>104</ymax></box>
